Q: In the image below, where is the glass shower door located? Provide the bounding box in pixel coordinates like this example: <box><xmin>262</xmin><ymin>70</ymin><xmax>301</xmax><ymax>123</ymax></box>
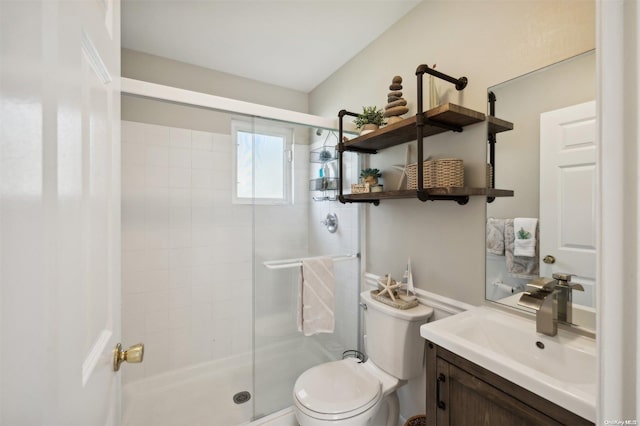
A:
<box><xmin>251</xmin><ymin>121</ymin><xmax>361</xmax><ymax>420</ymax></box>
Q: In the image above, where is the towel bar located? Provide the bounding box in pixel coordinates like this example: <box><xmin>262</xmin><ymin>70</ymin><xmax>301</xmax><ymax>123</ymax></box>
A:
<box><xmin>263</xmin><ymin>253</ymin><xmax>359</xmax><ymax>270</ymax></box>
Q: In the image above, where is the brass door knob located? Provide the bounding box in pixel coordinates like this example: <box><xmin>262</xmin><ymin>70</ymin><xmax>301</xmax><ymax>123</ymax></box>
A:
<box><xmin>543</xmin><ymin>255</ymin><xmax>556</xmax><ymax>264</ymax></box>
<box><xmin>113</xmin><ymin>343</ymin><xmax>144</xmax><ymax>372</ymax></box>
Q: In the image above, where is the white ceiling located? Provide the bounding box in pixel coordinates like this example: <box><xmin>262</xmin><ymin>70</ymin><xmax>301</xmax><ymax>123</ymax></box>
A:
<box><xmin>121</xmin><ymin>0</ymin><xmax>422</xmax><ymax>93</ymax></box>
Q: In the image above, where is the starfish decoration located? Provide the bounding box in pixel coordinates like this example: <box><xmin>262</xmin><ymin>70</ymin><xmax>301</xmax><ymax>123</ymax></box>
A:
<box><xmin>377</xmin><ymin>274</ymin><xmax>400</xmax><ymax>301</ymax></box>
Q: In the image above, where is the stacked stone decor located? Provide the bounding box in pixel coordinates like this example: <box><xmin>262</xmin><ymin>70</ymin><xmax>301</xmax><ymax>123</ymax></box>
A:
<box><xmin>383</xmin><ymin>76</ymin><xmax>409</xmax><ymax>124</ymax></box>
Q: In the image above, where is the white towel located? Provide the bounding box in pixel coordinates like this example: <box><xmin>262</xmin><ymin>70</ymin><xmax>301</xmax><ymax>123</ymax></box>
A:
<box><xmin>505</xmin><ymin>219</ymin><xmax>539</xmax><ymax>278</ymax></box>
<box><xmin>514</xmin><ymin>218</ymin><xmax>538</xmax><ymax>257</ymax></box>
<box><xmin>297</xmin><ymin>257</ymin><xmax>335</xmax><ymax>336</ymax></box>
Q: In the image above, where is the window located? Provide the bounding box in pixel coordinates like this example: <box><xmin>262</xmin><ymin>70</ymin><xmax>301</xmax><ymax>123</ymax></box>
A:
<box><xmin>232</xmin><ymin>120</ymin><xmax>293</xmax><ymax>204</ymax></box>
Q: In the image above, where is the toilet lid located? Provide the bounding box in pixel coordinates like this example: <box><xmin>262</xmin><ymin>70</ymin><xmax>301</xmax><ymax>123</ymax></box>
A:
<box><xmin>294</xmin><ymin>358</ymin><xmax>381</xmax><ymax>416</ymax></box>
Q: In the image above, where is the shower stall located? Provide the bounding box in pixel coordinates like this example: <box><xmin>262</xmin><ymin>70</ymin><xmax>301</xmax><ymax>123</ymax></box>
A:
<box><xmin>120</xmin><ymin>91</ymin><xmax>361</xmax><ymax>425</ymax></box>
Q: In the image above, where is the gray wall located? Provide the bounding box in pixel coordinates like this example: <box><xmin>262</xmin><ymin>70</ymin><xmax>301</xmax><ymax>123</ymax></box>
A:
<box><xmin>121</xmin><ymin>48</ymin><xmax>309</xmax><ymax>132</ymax></box>
<box><xmin>308</xmin><ymin>2</ymin><xmax>594</xmax><ymax>419</ymax></box>
<box><xmin>309</xmin><ymin>0</ymin><xmax>595</xmax><ymax>306</ymax></box>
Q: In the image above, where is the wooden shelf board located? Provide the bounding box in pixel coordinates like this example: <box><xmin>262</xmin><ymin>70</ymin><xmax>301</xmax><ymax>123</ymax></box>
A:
<box><xmin>488</xmin><ymin>116</ymin><xmax>514</xmax><ymax>134</ymax></box>
<box><xmin>342</xmin><ymin>187</ymin><xmax>514</xmax><ymax>202</ymax></box>
<box><xmin>486</xmin><ymin>188</ymin><xmax>515</xmax><ymax>197</ymax></box>
<box><xmin>345</xmin><ymin>190</ymin><xmax>417</xmax><ymax>200</ymax></box>
<box><xmin>343</xmin><ymin>103</ymin><xmax>486</xmax><ymax>152</ymax></box>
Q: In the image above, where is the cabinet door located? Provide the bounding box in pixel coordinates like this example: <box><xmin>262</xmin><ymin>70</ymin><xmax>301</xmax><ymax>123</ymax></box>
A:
<box><xmin>442</xmin><ymin>363</ymin><xmax>562</xmax><ymax>426</ymax></box>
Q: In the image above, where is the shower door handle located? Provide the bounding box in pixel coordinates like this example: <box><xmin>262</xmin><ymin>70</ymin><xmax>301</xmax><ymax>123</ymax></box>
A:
<box><xmin>113</xmin><ymin>342</ymin><xmax>144</xmax><ymax>372</ymax></box>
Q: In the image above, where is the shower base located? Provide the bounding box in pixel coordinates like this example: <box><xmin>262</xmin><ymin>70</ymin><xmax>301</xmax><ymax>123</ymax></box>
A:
<box><xmin>122</xmin><ymin>353</ymin><xmax>253</xmax><ymax>426</ymax></box>
<box><xmin>123</xmin><ymin>338</ymin><xmax>330</xmax><ymax>426</ymax></box>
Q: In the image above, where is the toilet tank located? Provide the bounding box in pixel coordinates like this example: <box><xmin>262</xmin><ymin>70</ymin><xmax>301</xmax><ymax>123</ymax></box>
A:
<box><xmin>361</xmin><ymin>290</ymin><xmax>433</xmax><ymax>380</ymax></box>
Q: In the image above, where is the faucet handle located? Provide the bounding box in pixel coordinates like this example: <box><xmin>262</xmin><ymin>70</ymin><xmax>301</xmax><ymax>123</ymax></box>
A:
<box><xmin>552</xmin><ymin>272</ymin><xmax>572</xmax><ymax>283</ymax></box>
<box><xmin>551</xmin><ymin>273</ymin><xmax>584</xmax><ymax>291</ymax></box>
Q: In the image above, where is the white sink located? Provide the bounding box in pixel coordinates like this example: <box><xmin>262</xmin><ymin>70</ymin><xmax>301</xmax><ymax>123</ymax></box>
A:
<box><xmin>420</xmin><ymin>305</ymin><xmax>596</xmax><ymax>422</ymax></box>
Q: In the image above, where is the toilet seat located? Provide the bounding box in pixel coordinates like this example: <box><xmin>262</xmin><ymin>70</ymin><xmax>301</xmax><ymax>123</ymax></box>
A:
<box><xmin>293</xmin><ymin>358</ymin><xmax>382</xmax><ymax>420</ymax></box>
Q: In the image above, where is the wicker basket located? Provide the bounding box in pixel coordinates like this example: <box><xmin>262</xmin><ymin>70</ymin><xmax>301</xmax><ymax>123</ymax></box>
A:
<box><xmin>404</xmin><ymin>414</ymin><xmax>426</xmax><ymax>426</ymax></box>
<box><xmin>407</xmin><ymin>159</ymin><xmax>464</xmax><ymax>189</ymax></box>
<box><xmin>406</xmin><ymin>161</ymin><xmax>433</xmax><ymax>189</ymax></box>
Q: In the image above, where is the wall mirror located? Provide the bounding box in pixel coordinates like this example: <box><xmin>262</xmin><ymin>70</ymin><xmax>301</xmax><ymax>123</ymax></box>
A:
<box><xmin>485</xmin><ymin>50</ymin><xmax>596</xmax><ymax>329</ymax></box>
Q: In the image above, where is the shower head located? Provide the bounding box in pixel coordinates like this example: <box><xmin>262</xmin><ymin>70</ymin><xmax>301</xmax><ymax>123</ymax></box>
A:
<box><xmin>316</xmin><ymin>128</ymin><xmax>323</xmax><ymax>136</ymax></box>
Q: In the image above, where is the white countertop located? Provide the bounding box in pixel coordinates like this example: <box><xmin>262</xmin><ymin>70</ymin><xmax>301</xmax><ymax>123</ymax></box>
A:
<box><xmin>420</xmin><ymin>305</ymin><xmax>596</xmax><ymax>422</ymax></box>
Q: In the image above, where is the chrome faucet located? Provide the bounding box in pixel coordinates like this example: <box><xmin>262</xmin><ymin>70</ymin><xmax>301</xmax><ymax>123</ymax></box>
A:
<box><xmin>517</xmin><ymin>273</ymin><xmax>584</xmax><ymax>336</ymax></box>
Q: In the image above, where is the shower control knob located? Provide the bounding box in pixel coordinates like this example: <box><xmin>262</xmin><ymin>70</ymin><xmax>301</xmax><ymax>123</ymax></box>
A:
<box><xmin>321</xmin><ymin>213</ymin><xmax>338</xmax><ymax>233</ymax></box>
<box><xmin>113</xmin><ymin>342</ymin><xmax>144</xmax><ymax>372</ymax></box>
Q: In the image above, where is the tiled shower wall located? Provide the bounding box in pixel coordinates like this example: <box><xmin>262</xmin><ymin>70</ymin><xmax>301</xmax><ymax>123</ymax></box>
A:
<box><xmin>121</xmin><ymin>120</ymin><xmax>257</xmax><ymax>383</ymax></box>
<box><xmin>121</xmin><ymin>119</ymin><xmax>358</xmax><ymax>388</ymax></box>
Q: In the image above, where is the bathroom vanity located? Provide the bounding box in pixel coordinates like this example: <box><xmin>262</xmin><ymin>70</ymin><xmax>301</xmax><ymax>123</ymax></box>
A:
<box><xmin>425</xmin><ymin>343</ymin><xmax>592</xmax><ymax>425</ymax></box>
<box><xmin>420</xmin><ymin>306</ymin><xmax>596</xmax><ymax>426</ymax></box>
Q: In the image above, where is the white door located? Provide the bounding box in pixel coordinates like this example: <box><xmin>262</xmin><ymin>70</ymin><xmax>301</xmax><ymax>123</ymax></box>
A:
<box><xmin>1</xmin><ymin>0</ymin><xmax>124</xmax><ymax>424</ymax></box>
<box><xmin>539</xmin><ymin>101</ymin><xmax>596</xmax><ymax>307</ymax></box>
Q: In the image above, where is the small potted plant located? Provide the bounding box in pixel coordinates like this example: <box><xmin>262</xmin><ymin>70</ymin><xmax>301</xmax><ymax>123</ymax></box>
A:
<box><xmin>354</xmin><ymin>106</ymin><xmax>386</xmax><ymax>135</ymax></box>
<box><xmin>360</xmin><ymin>168</ymin><xmax>382</xmax><ymax>186</ymax></box>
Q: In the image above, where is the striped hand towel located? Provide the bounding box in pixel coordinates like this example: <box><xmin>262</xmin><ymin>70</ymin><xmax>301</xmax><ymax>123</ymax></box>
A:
<box><xmin>297</xmin><ymin>257</ymin><xmax>335</xmax><ymax>336</ymax></box>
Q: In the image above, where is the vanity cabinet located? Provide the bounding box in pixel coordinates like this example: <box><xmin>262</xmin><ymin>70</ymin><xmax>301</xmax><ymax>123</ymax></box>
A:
<box><xmin>425</xmin><ymin>341</ymin><xmax>594</xmax><ymax>426</ymax></box>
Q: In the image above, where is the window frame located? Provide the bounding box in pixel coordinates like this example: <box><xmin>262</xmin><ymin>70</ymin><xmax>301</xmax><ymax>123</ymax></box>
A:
<box><xmin>231</xmin><ymin>119</ymin><xmax>293</xmax><ymax>205</ymax></box>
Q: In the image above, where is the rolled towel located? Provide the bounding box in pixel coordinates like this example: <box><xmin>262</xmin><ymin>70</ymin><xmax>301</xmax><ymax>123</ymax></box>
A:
<box><xmin>514</xmin><ymin>218</ymin><xmax>538</xmax><ymax>257</ymax></box>
<box><xmin>486</xmin><ymin>218</ymin><xmax>505</xmax><ymax>255</ymax></box>
<box><xmin>297</xmin><ymin>257</ymin><xmax>335</xmax><ymax>336</ymax></box>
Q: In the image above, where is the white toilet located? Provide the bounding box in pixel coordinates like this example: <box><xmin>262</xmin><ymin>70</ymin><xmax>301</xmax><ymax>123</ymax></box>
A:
<box><xmin>293</xmin><ymin>290</ymin><xmax>434</xmax><ymax>426</ymax></box>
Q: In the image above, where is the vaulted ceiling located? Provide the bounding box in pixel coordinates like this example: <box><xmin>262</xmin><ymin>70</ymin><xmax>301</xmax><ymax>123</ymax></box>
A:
<box><xmin>121</xmin><ymin>0</ymin><xmax>422</xmax><ymax>92</ymax></box>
